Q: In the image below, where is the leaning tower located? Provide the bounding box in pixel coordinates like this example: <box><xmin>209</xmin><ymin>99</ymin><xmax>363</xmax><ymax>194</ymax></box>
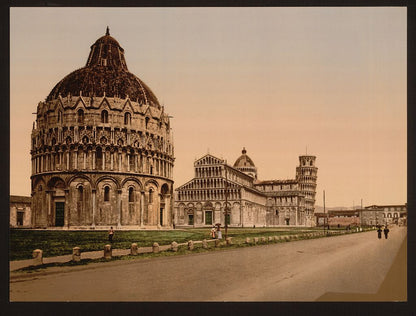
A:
<box><xmin>296</xmin><ymin>156</ymin><xmax>318</xmax><ymax>225</ymax></box>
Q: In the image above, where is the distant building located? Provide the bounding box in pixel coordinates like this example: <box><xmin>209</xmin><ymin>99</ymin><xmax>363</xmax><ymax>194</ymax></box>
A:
<box><xmin>173</xmin><ymin>149</ymin><xmax>318</xmax><ymax>227</ymax></box>
<box><xmin>10</xmin><ymin>196</ymin><xmax>32</xmax><ymax>228</ymax></box>
<box><xmin>360</xmin><ymin>204</ymin><xmax>407</xmax><ymax>226</ymax></box>
<box><xmin>315</xmin><ymin>209</ymin><xmax>360</xmax><ymax>227</ymax></box>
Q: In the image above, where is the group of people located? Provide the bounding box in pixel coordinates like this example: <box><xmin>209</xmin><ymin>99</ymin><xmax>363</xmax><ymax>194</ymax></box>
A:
<box><xmin>377</xmin><ymin>226</ymin><xmax>390</xmax><ymax>239</ymax></box>
<box><xmin>210</xmin><ymin>225</ymin><xmax>222</xmax><ymax>239</ymax></box>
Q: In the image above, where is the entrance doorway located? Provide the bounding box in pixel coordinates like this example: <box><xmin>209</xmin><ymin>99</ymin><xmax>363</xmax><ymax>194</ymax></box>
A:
<box><xmin>205</xmin><ymin>211</ymin><xmax>212</xmax><ymax>225</ymax></box>
<box><xmin>17</xmin><ymin>212</ymin><xmax>24</xmax><ymax>226</ymax></box>
<box><xmin>188</xmin><ymin>214</ymin><xmax>194</xmax><ymax>225</ymax></box>
<box><xmin>55</xmin><ymin>202</ymin><xmax>65</xmax><ymax>226</ymax></box>
<box><xmin>285</xmin><ymin>218</ymin><xmax>290</xmax><ymax>225</ymax></box>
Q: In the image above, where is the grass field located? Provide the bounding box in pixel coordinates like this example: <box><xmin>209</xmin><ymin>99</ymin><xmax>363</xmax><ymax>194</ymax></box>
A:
<box><xmin>10</xmin><ymin>227</ymin><xmax>325</xmax><ymax>261</ymax></box>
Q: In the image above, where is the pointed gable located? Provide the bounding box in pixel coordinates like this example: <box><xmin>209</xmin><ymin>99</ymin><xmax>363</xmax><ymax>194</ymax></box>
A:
<box><xmin>194</xmin><ymin>154</ymin><xmax>224</xmax><ymax>166</ymax></box>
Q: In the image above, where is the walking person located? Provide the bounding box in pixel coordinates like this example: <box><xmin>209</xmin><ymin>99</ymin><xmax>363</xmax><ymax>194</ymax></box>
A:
<box><xmin>377</xmin><ymin>226</ymin><xmax>382</xmax><ymax>239</ymax></box>
<box><xmin>108</xmin><ymin>226</ymin><xmax>114</xmax><ymax>242</ymax></box>
<box><xmin>384</xmin><ymin>226</ymin><xmax>390</xmax><ymax>239</ymax></box>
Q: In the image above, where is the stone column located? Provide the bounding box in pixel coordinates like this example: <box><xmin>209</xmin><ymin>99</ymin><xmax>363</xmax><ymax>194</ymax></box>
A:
<box><xmin>117</xmin><ymin>189</ymin><xmax>122</xmax><ymax>228</ymax></box>
<box><xmin>74</xmin><ymin>149</ymin><xmax>78</xmax><ymax>169</ymax></box>
<box><xmin>66</xmin><ymin>151</ymin><xmax>70</xmax><ymax>170</ymax></box>
<box><xmin>46</xmin><ymin>191</ymin><xmax>54</xmax><ymax>226</ymax></box>
<box><xmin>64</xmin><ymin>189</ymin><xmax>70</xmax><ymax>227</ymax></box>
<box><xmin>118</xmin><ymin>151</ymin><xmax>122</xmax><ymax>171</ymax></box>
<box><xmin>165</xmin><ymin>194</ymin><xmax>171</xmax><ymax>227</ymax></box>
<box><xmin>110</xmin><ymin>151</ymin><xmax>114</xmax><ymax>170</ymax></box>
<box><xmin>157</xmin><ymin>194</ymin><xmax>161</xmax><ymax>228</ymax></box>
<box><xmin>102</xmin><ymin>151</ymin><xmax>106</xmax><ymax>170</ymax></box>
<box><xmin>140</xmin><ymin>191</ymin><xmax>145</xmax><ymax>227</ymax></box>
<box><xmin>127</xmin><ymin>154</ymin><xmax>130</xmax><ymax>172</ymax></box>
<box><xmin>83</xmin><ymin>151</ymin><xmax>86</xmax><ymax>169</ymax></box>
<box><xmin>92</xmin><ymin>189</ymin><xmax>96</xmax><ymax>227</ymax></box>
<box><xmin>92</xmin><ymin>149</ymin><xmax>96</xmax><ymax>169</ymax></box>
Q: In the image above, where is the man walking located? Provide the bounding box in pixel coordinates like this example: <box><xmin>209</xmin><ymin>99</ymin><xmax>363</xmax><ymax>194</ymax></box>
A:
<box><xmin>383</xmin><ymin>226</ymin><xmax>390</xmax><ymax>239</ymax></box>
<box><xmin>377</xmin><ymin>226</ymin><xmax>382</xmax><ymax>239</ymax></box>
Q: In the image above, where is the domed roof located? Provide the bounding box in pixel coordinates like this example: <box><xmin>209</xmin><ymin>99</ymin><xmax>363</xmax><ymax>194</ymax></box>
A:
<box><xmin>46</xmin><ymin>27</ymin><xmax>161</xmax><ymax>108</ymax></box>
<box><xmin>233</xmin><ymin>148</ymin><xmax>256</xmax><ymax>168</ymax></box>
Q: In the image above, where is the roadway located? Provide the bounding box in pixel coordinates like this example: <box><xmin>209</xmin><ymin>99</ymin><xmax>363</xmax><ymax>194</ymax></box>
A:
<box><xmin>10</xmin><ymin>226</ymin><xmax>407</xmax><ymax>301</ymax></box>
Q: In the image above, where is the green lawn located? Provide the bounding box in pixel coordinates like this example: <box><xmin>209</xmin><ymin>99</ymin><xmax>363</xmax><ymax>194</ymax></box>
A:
<box><xmin>10</xmin><ymin>227</ymin><xmax>324</xmax><ymax>261</ymax></box>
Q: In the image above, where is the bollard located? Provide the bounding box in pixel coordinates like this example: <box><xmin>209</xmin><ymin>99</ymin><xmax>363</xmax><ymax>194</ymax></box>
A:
<box><xmin>245</xmin><ymin>237</ymin><xmax>251</xmax><ymax>244</ymax></box>
<box><xmin>202</xmin><ymin>239</ymin><xmax>208</xmax><ymax>249</ymax></box>
<box><xmin>274</xmin><ymin>236</ymin><xmax>279</xmax><ymax>241</ymax></box>
<box><xmin>32</xmin><ymin>249</ymin><xmax>43</xmax><ymax>266</ymax></box>
<box><xmin>215</xmin><ymin>239</ymin><xmax>221</xmax><ymax>247</ymax></box>
<box><xmin>188</xmin><ymin>240</ymin><xmax>194</xmax><ymax>251</ymax></box>
<box><xmin>254</xmin><ymin>237</ymin><xmax>259</xmax><ymax>244</ymax></box>
<box><xmin>261</xmin><ymin>237</ymin><xmax>266</xmax><ymax>243</ymax></box>
<box><xmin>104</xmin><ymin>244</ymin><xmax>112</xmax><ymax>259</ymax></box>
<box><xmin>72</xmin><ymin>247</ymin><xmax>81</xmax><ymax>262</ymax></box>
<box><xmin>153</xmin><ymin>242</ymin><xmax>160</xmax><ymax>253</ymax></box>
<box><xmin>130</xmin><ymin>243</ymin><xmax>138</xmax><ymax>256</ymax></box>
<box><xmin>268</xmin><ymin>236</ymin><xmax>273</xmax><ymax>242</ymax></box>
<box><xmin>226</xmin><ymin>237</ymin><xmax>232</xmax><ymax>246</ymax></box>
<box><xmin>171</xmin><ymin>241</ymin><xmax>178</xmax><ymax>252</ymax></box>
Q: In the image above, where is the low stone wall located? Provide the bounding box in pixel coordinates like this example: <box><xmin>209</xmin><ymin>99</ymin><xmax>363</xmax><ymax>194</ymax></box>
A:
<box><xmin>20</xmin><ymin>229</ymin><xmax>367</xmax><ymax>270</ymax></box>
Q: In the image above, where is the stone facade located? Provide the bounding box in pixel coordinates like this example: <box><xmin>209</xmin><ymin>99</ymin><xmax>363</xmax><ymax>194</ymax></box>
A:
<box><xmin>30</xmin><ymin>28</ymin><xmax>174</xmax><ymax>229</ymax></box>
<box><xmin>174</xmin><ymin>149</ymin><xmax>318</xmax><ymax>227</ymax></box>
<box><xmin>360</xmin><ymin>204</ymin><xmax>407</xmax><ymax>226</ymax></box>
<box><xmin>10</xmin><ymin>195</ymin><xmax>32</xmax><ymax>227</ymax></box>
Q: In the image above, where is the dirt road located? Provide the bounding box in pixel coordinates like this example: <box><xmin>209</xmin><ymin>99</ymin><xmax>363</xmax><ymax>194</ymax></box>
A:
<box><xmin>10</xmin><ymin>226</ymin><xmax>406</xmax><ymax>301</ymax></box>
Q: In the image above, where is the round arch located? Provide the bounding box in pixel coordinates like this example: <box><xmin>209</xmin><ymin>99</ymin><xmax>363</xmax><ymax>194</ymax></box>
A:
<box><xmin>120</xmin><ymin>177</ymin><xmax>144</xmax><ymax>191</ymax></box>
<box><xmin>95</xmin><ymin>175</ymin><xmax>121</xmax><ymax>190</ymax></box>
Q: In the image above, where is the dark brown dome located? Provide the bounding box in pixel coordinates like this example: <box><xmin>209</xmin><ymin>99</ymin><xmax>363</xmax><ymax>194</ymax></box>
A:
<box><xmin>234</xmin><ymin>147</ymin><xmax>256</xmax><ymax>168</ymax></box>
<box><xmin>46</xmin><ymin>27</ymin><xmax>160</xmax><ymax>108</ymax></box>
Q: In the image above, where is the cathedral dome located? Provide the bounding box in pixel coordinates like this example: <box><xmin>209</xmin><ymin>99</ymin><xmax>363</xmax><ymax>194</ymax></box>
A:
<box><xmin>234</xmin><ymin>148</ymin><xmax>256</xmax><ymax>168</ymax></box>
<box><xmin>46</xmin><ymin>27</ymin><xmax>161</xmax><ymax>108</ymax></box>
<box><xmin>233</xmin><ymin>148</ymin><xmax>257</xmax><ymax>179</ymax></box>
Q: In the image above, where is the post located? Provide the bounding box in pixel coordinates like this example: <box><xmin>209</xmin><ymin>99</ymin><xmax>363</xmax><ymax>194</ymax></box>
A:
<box><xmin>72</xmin><ymin>247</ymin><xmax>81</xmax><ymax>262</ymax></box>
<box><xmin>323</xmin><ymin>190</ymin><xmax>326</xmax><ymax>235</ymax></box>
<box><xmin>32</xmin><ymin>249</ymin><xmax>43</xmax><ymax>266</ymax></box>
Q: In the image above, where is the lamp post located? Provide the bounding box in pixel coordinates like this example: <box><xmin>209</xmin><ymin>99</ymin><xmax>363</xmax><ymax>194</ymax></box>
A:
<box><xmin>323</xmin><ymin>190</ymin><xmax>326</xmax><ymax>235</ymax></box>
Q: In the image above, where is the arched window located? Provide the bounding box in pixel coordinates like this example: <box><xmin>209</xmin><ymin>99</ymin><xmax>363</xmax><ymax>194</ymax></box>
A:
<box><xmin>148</xmin><ymin>189</ymin><xmax>153</xmax><ymax>203</ymax></box>
<box><xmin>101</xmin><ymin>110</ymin><xmax>108</xmax><ymax>123</ymax></box>
<box><xmin>145</xmin><ymin>117</ymin><xmax>149</xmax><ymax>129</ymax></box>
<box><xmin>78</xmin><ymin>186</ymin><xmax>83</xmax><ymax>202</ymax></box>
<box><xmin>77</xmin><ymin>109</ymin><xmax>84</xmax><ymax>124</ymax></box>
<box><xmin>129</xmin><ymin>187</ymin><xmax>134</xmax><ymax>202</ymax></box>
<box><xmin>124</xmin><ymin>112</ymin><xmax>131</xmax><ymax>125</ymax></box>
<box><xmin>58</xmin><ymin>111</ymin><xmax>62</xmax><ymax>123</ymax></box>
<box><xmin>104</xmin><ymin>186</ymin><xmax>110</xmax><ymax>202</ymax></box>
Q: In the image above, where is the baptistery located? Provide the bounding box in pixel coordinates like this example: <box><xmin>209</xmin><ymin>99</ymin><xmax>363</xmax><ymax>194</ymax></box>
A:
<box><xmin>30</xmin><ymin>28</ymin><xmax>174</xmax><ymax>229</ymax></box>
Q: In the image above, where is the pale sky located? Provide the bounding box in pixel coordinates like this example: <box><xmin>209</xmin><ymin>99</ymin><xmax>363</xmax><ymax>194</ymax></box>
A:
<box><xmin>10</xmin><ymin>7</ymin><xmax>407</xmax><ymax>208</ymax></box>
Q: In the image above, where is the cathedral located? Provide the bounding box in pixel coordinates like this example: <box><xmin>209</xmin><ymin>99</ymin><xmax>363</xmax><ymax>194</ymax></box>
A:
<box><xmin>173</xmin><ymin>149</ymin><xmax>317</xmax><ymax>227</ymax></box>
<box><xmin>30</xmin><ymin>28</ymin><xmax>175</xmax><ymax>229</ymax></box>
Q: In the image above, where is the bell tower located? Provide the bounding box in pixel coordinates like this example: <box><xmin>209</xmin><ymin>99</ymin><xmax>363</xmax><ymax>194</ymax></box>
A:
<box><xmin>296</xmin><ymin>155</ymin><xmax>318</xmax><ymax>219</ymax></box>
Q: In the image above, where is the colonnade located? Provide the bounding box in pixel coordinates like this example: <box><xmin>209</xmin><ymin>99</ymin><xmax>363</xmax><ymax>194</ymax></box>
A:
<box><xmin>32</xmin><ymin>146</ymin><xmax>173</xmax><ymax>178</ymax></box>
